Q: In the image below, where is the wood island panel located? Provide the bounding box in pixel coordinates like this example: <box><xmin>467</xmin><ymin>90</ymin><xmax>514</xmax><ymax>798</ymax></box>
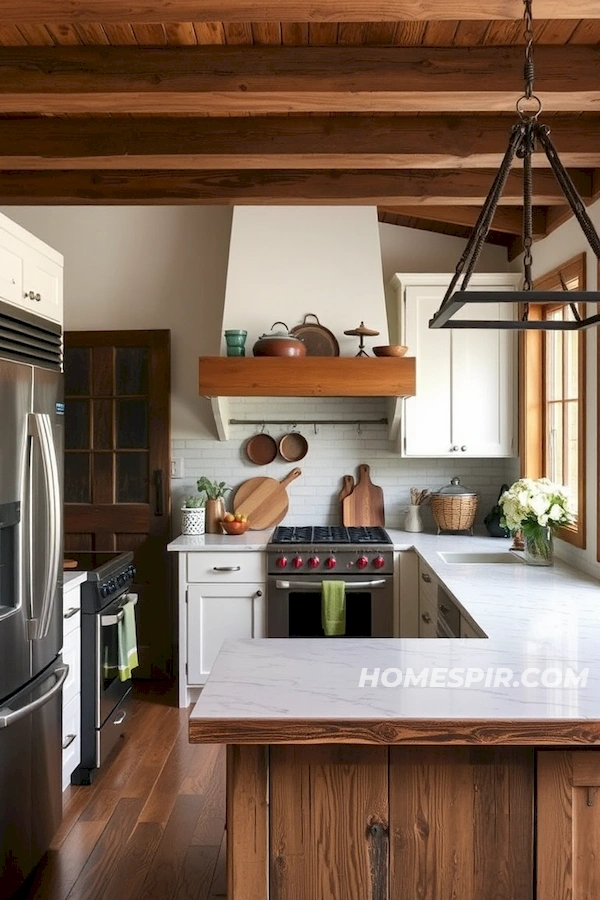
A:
<box><xmin>390</xmin><ymin>747</ymin><xmax>534</xmax><ymax>900</ymax></box>
<box><xmin>269</xmin><ymin>745</ymin><xmax>388</xmax><ymax>900</ymax></box>
<box><xmin>226</xmin><ymin>745</ymin><xmax>269</xmax><ymax>900</ymax></box>
<box><xmin>198</xmin><ymin>356</ymin><xmax>416</xmax><ymax>398</ymax></box>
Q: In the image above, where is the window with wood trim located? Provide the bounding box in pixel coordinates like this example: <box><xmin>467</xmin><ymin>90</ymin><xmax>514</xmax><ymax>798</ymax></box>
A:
<box><xmin>519</xmin><ymin>253</ymin><xmax>586</xmax><ymax>549</ymax></box>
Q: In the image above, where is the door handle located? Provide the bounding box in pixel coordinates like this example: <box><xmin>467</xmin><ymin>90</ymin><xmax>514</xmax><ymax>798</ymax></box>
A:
<box><xmin>0</xmin><ymin>664</ymin><xmax>68</xmax><ymax>729</ymax></box>
<box><xmin>153</xmin><ymin>469</ymin><xmax>164</xmax><ymax>516</ymax></box>
<box><xmin>27</xmin><ymin>413</ymin><xmax>61</xmax><ymax>641</ymax></box>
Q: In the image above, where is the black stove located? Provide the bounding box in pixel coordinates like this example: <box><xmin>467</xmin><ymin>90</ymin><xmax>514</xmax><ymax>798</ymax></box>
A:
<box><xmin>64</xmin><ymin>551</ymin><xmax>136</xmax><ymax>612</ymax></box>
<box><xmin>271</xmin><ymin>526</ymin><xmax>392</xmax><ymax>546</ymax></box>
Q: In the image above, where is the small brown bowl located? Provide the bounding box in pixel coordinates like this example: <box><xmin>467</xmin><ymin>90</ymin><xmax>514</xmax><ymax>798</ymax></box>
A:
<box><xmin>372</xmin><ymin>345</ymin><xmax>408</xmax><ymax>358</ymax></box>
<box><xmin>221</xmin><ymin>519</ymin><xmax>250</xmax><ymax>535</ymax></box>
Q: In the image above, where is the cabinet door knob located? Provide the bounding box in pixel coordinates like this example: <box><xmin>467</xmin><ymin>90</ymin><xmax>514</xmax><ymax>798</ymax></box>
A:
<box><xmin>255</xmin><ymin>590</ymin><xmax>262</xmax><ymax>597</ymax></box>
<box><xmin>421</xmin><ymin>612</ymin><xmax>432</xmax><ymax>623</ymax></box>
<box><xmin>421</xmin><ymin>573</ymin><xmax>431</xmax><ymax>583</ymax></box>
<box><xmin>35</xmin><ymin>293</ymin><xmax>41</xmax><ymax>302</ymax></box>
<box><xmin>451</xmin><ymin>445</ymin><xmax>458</xmax><ymax>452</ymax></box>
<box><xmin>461</xmin><ymin>445</ymin><xmax>467</xmax><ymax>452</ymax></box>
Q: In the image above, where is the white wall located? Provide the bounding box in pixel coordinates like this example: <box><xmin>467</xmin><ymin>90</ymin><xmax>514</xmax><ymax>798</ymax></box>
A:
<box><xmin>1</xmin><ymin>205</ymin><xmax>233</xmax><ymax>439</ymax></box>
<box><xmin>380</xmin><ymin>221</ymin><xmax>509</xmax><ymax>283</ymax></box>
<box><xmin>509</xmin><ymin>198</ymin><xmax>600</xmax><ymax>578</ymax></box>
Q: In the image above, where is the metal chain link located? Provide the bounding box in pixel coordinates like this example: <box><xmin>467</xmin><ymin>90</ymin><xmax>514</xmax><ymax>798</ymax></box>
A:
<box><xmin>523</xmin><ymin>0</ymin><xmax>535</xmax><ymax>99</ymax></box>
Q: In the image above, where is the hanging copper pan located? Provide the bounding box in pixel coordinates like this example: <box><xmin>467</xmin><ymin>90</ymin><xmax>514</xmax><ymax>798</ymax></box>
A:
<box><xmin>245</xmin><ymin>431</ymin><xmax>278</xmax><ymax>465</ymax></box>
<box><xmin>279</xmin><ymin>431</ymin><xmax>309</xmax><ymax>462</ymax></box>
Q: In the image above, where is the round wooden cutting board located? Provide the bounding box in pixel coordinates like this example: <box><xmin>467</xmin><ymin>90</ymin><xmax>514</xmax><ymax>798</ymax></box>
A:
<box><xmin>232</xmin><ymin>468</ymin><xmax>302</xmax><ymax>530</ymax></box>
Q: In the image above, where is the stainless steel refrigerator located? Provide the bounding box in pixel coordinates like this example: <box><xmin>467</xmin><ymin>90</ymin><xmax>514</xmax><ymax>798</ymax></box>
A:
<box><xmin>0</xmin><ymin>298</ymin><xmax>66</xmax><ymax>897</ymax></box>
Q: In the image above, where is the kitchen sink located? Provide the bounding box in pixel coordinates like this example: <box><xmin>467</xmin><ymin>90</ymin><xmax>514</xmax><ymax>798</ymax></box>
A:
<box><xmin>438</xmin><ymin>551</ymin><xmax>524</xmax><ymax>565</ymax></box>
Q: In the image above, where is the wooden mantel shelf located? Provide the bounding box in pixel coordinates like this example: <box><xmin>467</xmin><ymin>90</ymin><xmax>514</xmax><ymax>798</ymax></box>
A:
<box><xmin>199</xmin><ymin>356</ymin><xmax>415</xmax><ymax>398</ymax></box>
<box><xmin>199</xmin><ymin>356</ymin><xmax>415</xmax><ymax>440</ymax></box>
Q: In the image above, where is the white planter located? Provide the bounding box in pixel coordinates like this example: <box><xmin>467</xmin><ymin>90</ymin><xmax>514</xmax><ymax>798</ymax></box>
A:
<box><xmin>181</xmin><ymin>507</ymin><xmax>206</xmax><ymax>535</ymax></box>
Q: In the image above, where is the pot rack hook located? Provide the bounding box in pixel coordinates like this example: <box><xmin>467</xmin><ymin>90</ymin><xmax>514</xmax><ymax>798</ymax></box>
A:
<box><xmin>313</xmin><ymin>423</ymin><xmax>319</xmax><ymax>435</ymax></box>
<box><xmin>357</xmin><ymin>422</ymin><xmax>362</xmax><ymax>435</ymax></box>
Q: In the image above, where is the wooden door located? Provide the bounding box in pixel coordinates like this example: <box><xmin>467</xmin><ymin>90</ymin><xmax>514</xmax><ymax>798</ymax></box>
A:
<box><xmin>269</xmin><ymin>745</ymin><xmax>389</xmax><ymax>900</ymax></box>
<box><xmin>63</xmin><ymin>330</ymin><xmax>171</xmax><ymax>679</ymax></box>
<box><xmin>390</xmin><ymin>747</ymin><xmax>534</xmax><ymax>900</ymax></box>
<box><xmin>537</xmin><ymin>750</ymin><xmax>600</xmax><ymax>899</ymax></box>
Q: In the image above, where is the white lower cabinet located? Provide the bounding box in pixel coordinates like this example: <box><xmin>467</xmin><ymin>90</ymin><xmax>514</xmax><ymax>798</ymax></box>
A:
<box><xmin>62</xmin><ymin>584</ymin><xmax>82</xmax><ymax>790</ymax></box>
<box><xmin>178</xmin><ymin>549</ymin><xmax>266</xmax><ymax>706</ymax></box>
<box><xmin>187</xmin><ymin>583</ymin><xmax>265</xmax><ymax>684</ymax></box>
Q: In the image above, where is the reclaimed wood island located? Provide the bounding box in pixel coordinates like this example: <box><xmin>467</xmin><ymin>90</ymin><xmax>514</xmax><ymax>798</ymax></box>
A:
<box><xmin>190</xmin><ymin>633</ymin><xmax>600</xmax><ymax>900</ymax></box>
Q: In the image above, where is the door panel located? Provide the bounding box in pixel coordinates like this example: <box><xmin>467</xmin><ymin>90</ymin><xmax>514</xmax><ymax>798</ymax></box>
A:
<box><xmin>0</xmin><ymin>358</ymin><xmax>31</xmax><ymax>699</ymax></box>
<box><xmin>64</xmin><ymin>331</ymin><xmax>171</xmax><ymax>679</ymax></box>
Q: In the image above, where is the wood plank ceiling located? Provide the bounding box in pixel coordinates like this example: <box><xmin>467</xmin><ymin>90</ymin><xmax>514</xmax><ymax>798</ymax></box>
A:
<box><xmin>2</xmin><ymin>3</ymin><xmax>600</xmax><ymax>253</ymax></box>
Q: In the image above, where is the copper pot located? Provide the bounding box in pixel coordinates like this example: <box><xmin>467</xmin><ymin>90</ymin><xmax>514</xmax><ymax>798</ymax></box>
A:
<box><xmin>252</xmin><ymin>322</ymin><xmax>307</xmax><ymax>358</ymax></box>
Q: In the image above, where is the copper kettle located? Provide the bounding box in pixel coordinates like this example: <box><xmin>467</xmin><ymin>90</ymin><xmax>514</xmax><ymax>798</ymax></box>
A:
<box><xmin>252</xmin><ymin>322</ymin><xmax>307</xmax><ymax>358</ymax></box>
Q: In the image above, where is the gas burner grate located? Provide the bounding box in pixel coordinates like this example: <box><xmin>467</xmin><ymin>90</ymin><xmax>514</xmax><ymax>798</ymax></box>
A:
<box><xmin>270</xmin><ymin>526</ymin><xmax>392</xmax><ymax>545</ymax></box>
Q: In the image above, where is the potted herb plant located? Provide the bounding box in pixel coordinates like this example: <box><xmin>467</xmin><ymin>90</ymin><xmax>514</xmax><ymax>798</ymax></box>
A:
<box><xmin>181</xmin><ymin>495</ymin><xmax>206</xmax><ymax>536</ymax></box>
<box><xmin>197</xmin><ymin>477</ymin><xmax>231</xmax><ymax>533</ymax></box>
<box><xmin>499</xmin><ymin>477</ymin><xmax>574</xmax><ymax>566</ymax></box>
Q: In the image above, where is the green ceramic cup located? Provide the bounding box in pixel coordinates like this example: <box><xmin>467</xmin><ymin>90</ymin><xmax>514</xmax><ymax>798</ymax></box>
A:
<box><xmin>224</xmin><ymin>330</ymin><xmax>248</xmax><ymax>357</ymax></box>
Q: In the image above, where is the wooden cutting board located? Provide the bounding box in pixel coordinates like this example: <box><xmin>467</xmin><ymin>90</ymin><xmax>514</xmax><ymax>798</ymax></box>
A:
<box><xmin>342</xmin><ymin>464</ymin><xmax>385</xmax><ymax>527</ymax></box>
<box><xmin>339</xmin><ymin>475</ymin><xmax>354</xmax><ymax>521</ymax></box>
<box><xmin>233</xmin><ymin>468</ymin><xmax>302</xmax><ymax>530</ymax></box>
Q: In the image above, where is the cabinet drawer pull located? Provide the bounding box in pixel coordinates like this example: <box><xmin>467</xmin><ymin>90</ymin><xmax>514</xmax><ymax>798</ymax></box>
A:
<box><xmin>440</xmin><ymin>603</ymin><xmax>450</xmax><ymax>615</ymax></box>
<box><xmin>62</xmin><ymin>733</ymin><xmax>76</xmax><ymax>750</ymax></box>
<box><xmin>212</xmin><ymin>566</ymin><xmax>241</xmax><ymax>572</ymax></box>
<box><xmin>421</xmin><ymin>612</ymin><xmax>432</xmax><ymax>624</ymax></box>
<box><xmin>63</xmin><ymin>607</ymin><xmax>80</xmax><ymax>619</ymax></box>
<box><xmin>421</xmin><ymin>573</ymin><xmax>432</xmax><ymax>583</ymax></box>
<box><xmin>113</xmin><ymin>711</ymin><xmax>127</xmax><ymax>726</ymax></box>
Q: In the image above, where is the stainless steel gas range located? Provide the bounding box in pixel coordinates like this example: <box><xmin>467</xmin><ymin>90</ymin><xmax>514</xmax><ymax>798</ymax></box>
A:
<box><xmin>267</xmin><ymin>526</ymin><xmax>394</xmax><ymax>638</ymax></box>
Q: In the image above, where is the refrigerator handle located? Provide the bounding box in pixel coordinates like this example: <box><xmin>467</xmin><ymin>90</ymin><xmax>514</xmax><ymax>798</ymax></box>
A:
<box><xmin>0</xmin><ymin>664</ymin><xmax>68</xmax><ymax>729</ymax></box>
<box><xmin>27</xmin><ymin>413</ymin><xmax>61</xmax><ymax>641</ymax></box>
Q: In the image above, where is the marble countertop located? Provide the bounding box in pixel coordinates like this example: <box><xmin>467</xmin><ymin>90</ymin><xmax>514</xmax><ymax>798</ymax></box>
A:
<box><xmin>190</xmin><ymin>531</ymin><xmax>600</xmax><ymax>745</ymax></box>
<box><xmin>168</xmin><ymin>530</ymin><xmax>274</xmax><ymax>552</ymax></box>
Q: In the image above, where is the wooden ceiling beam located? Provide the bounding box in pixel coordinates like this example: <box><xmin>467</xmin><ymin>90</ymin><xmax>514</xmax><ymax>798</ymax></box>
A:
<box><xmin>0</xmin><ymin>46</ymin><xmax>598</xmax><ymax>114</ymax></box>
<box><xmin>377</xmin><ymin>212</ymin><xmax>514</xmax><ymax>249</ymax></box>
<box><xmin>4</xmin><ymin>1</ymin><xmax>600</xmax><ymax>24</ymax></box>
<box><xmin>0</xmin><ymin>168</ymin><xmax>588</xmax><ymax>204</ymax></box>
<box><xmin>378</xmin><ymin>205</ymin><xmax>547</xmax><ymax>237</ymax></box>
<box><xmin>1</xmin><ymin>115</ymin><xmax>600</xmax><ymax>170</ymax></box>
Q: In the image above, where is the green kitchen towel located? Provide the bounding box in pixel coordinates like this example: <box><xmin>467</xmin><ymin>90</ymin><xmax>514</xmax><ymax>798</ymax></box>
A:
<box><xmin>321</xmin><ymin>581</ymin><xmax>346</xmax><ymax>636</ymax></box>
<box><xmin>118</xmin><ymin>599</ymin><xmax>139</xmax><ymax>681</ymax></box>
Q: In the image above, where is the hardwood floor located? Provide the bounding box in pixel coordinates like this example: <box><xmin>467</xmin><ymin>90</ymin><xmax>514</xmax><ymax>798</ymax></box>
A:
<box><xmin>15</xmin><ymin>685</ymin><xmax>226</xmax><ymax>900</ymax></box>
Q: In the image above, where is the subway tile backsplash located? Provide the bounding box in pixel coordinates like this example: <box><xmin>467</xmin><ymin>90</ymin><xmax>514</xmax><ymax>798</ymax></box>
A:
<box><xmin>172</xmin><ymin>398</ymin><xmax>519</xmax><ymax>531</ymax></box>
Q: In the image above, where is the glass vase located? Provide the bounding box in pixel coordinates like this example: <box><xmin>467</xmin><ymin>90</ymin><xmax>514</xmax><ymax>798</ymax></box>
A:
<box><xmin>524</xmin><ymin>525</ymin><xmax>554</xmax><ymax>567</ymax></box>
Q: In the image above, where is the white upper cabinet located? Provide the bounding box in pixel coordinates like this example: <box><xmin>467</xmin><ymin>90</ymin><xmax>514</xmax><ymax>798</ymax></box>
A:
<box><xmin>389</xmin><ymin>274</ymin><xmax>520</xmax><ymax>458</ymax></box>
<box><xmin>0</xmin><ymin>213</ymin><xmax>63</xmax><ymax>324</ymax></box>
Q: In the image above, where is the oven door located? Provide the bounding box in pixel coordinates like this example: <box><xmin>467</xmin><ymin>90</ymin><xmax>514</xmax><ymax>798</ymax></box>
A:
<box><xmin>96</xmin><ymin>593</ymin><xmax>137</xmax><ymax>727</ymax></box>
<box><xmin>268</xmin><ymin>575</ymin><xmax>393</xmax><ymax>638</ymax></box>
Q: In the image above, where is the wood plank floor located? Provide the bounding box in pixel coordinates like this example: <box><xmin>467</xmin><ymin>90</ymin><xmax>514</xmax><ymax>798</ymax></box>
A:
<box><xmin>15</xmin><ymin>684</ymin><xmax>226</xmax><ymax>900</ymax></box>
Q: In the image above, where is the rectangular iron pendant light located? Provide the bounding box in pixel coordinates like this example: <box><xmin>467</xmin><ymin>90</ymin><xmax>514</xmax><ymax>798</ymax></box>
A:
<box><xmin>429</xmin><ymin>0</ymin><xmax>600</xmax><ymax>333</ymax></box>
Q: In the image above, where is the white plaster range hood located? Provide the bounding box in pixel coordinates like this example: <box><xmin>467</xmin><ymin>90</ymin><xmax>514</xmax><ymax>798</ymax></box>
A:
<box><xmin>200</xmin><ymin>207</ymin><xmax>415</xmax><ymax>440</ymax></box>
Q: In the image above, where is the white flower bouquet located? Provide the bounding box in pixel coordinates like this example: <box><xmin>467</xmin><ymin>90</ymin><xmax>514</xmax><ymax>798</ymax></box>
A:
<box><xmin>499</xmin><ymin>477</ymin><xmax>574</xmax><ymax>565</ymax></box>
<box><xmin>499</xmin><ymin>477</ymin><xmax>574</xmax><ymax>532</ymax></box>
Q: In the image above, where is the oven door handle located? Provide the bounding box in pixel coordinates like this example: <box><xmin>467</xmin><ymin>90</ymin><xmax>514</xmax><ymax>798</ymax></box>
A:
<box><xmin>275</xmin><ymin>579</ymin><xmax>387</xmax><ymax>590</ymax></box>
<box><xmin>101</xmin><ymin>593</ymin><xmax>138</xmax><ymax>627</ymax></box>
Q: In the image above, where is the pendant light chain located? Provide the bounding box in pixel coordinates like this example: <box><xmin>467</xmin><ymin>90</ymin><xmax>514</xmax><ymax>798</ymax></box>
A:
<box><xmin>523</xmin><ymin>0</ymin><xmax>535</xmax><ymax>100</ymax></box>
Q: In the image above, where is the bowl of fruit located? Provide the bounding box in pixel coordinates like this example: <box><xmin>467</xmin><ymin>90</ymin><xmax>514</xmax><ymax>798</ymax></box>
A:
<box><xmin>221</xmin><ymin>513</ymin><xmax>250</xmax><ymax>535</ymax></box>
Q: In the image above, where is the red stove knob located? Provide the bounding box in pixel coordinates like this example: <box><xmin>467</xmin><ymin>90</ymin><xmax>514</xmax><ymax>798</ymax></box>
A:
<box><xmin>356</xmin><ymin>555</ymin><xmax>369</xmax><ymax>570</ymax></box>
<box><xmin>292</xmin><ymin>556</ymin><xmax>303</xmax><ymax>569</ymax></box>
<box><xmin>276</xmin><ymin>556</ymin><xmax>288</xmax><ymax>568</ymax></box>
<box><xmin>325</xmin><ymin>556</ymin><xmax>337</xmax><ymax>569</ymax></box>
<box><xmin>373</xmin><ymin>555</ymin><xmax>385</xmax><ymax>569</ymax></box>
<box><xmin>307</xmin><ymin>556</ymin><xmax>320</xmax><ymax>569</ymax></box>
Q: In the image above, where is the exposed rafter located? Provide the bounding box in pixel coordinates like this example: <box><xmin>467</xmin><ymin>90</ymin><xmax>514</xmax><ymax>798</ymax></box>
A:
<box><xmin>0</xmin><ymin>168</ymin><xmax>589</xmax><ymax>205</ymax></box>
<box><xmin>3</xmin><ymin>1</ymin><xmax>600</xmax><ymax>23</ymax></box>
<box><xmin>0</xmin><ymin>46</ymin><xmax>598</xmax><ymax>114</ymax></box>
<box><xmin>0</xmin><ymin>115</ymin><xmax>599</xmax><ymax>171</ymax></box>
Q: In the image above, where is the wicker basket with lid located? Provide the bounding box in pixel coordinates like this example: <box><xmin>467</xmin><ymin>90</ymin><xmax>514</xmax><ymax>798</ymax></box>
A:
<box><xmin>430</xmin><ymin>477</ymin><xmax>479</xmax><ymax>535</ymax></box>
